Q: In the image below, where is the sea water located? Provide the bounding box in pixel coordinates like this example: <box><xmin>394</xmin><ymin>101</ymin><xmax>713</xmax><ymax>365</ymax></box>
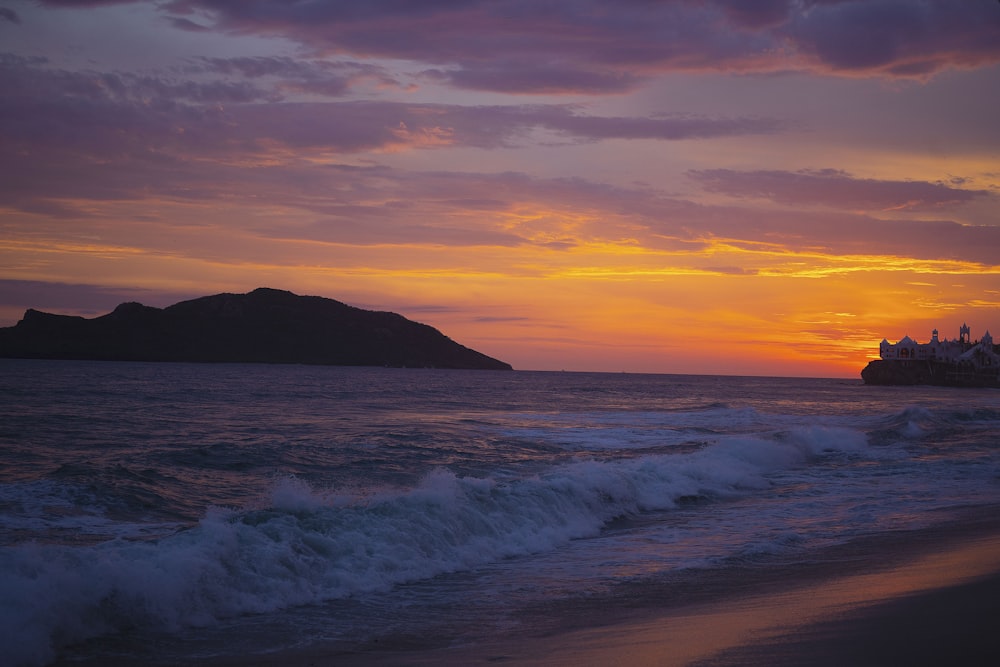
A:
<box><xmin>1</xmin><ymin>360</ymin><xmax>998</xmax><ymax>666</ymax></box>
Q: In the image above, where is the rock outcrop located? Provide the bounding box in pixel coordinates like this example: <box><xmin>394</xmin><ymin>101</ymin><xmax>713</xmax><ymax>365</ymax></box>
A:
<box><xmin>0</xmin><ymin>288</ymin><xmax>513</xmax><ymax>370</ymax></box>
<box><xmin>861</xmin><ymin>359</ymin><xmax>998</xmax><ymax>388</ymax></box>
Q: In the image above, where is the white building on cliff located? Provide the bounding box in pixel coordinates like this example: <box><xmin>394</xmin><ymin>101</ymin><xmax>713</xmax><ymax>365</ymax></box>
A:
<box><xmin>879</xmin><ymin>323</ymin><xmax>998</xmax><ymax>369</ymax></box>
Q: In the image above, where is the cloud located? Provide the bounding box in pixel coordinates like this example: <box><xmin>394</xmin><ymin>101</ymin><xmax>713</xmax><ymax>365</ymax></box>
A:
<box><xmin>192</xmin><ymin>56</ymin><xmax>402</xmax><ymax>97</ymax></box>
<box><xmin>0</xmin><ymin>7</ymin><xmax>20</xmax><ymax>23</ymax></box>
<box><xmin>687</xmin><ymin>168</ymin><xmax>992</xmax><ymax>211</ymax></box>
<box><xmin>714</xmin><ymin>0</ymin><xmax>792</xmax><ymax>29</ymax></box>
<box><xmin>168</xmin><ymin>16</ymin><xmax>211</xmax><ymax>32</ymax></box>
<box><xmin>0</xmin><ymin>58</ymin><xmax>991</xmax><ymax>265</ymax></box>
<box><xmin>704</xmin><ymin>266</ymin><xmax>760</xmax><ymax>276</ymax></box>
<box><xmin>425</xmin><ymin>62</ymin><xmax>641</xmax><ymax>95</ymax></box>
<box><xmin>784</xmin><ymin>1</ymin><xmax>1000</xmax><ymax>77</ymax></box>
<box><xmin>155</xmin><ymin>0</ymin><xmax>774</xmax><ymax>93</ymax></box>
<box><xmin>37</xmin><ymin>1</ymin><xmax>136</xmax><ymax>6</ymax></box>
<box><xmin>639</xmin><ymin>203</ymin><xmax>1000</xmax><ymax>267</ymax></box>
<box><xmin>144</xmin><ymin>0</ymin><xmax>1000</xmax><ymax>93</ymax></box>
<box><xmin>0</xmin><ymin>53</ymin><xmax>989</xmax><ymax>265</ymax></box>
<box><xmin>28</xmin><ymin>1</ymin><xmax>999</xmax><ymax>95</ymax></box>
<box><xmin>534</xmin><ymin>109</ymin><xmax>787</xmax><ymax>141</ymax></box>
<box><xmin>0</xmin><ymin>55</ymin><xmax>786</xmax><ymax>179</ymax></box>
<box><xmin>0</xmin><ymin>59</ymin><xmax>277</xmax><ymax>168</ymax></box>
<box><xmin>4</xmin><ymin>129</ymin><xmax>999</xmax><ymax>266</ymax></box>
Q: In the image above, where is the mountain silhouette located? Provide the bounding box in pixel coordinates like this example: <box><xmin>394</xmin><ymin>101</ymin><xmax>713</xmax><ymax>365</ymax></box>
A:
<box><xmin>0</xmin><ymin>288</ymin><xmax>512</xmax><ymax>370</ymax></box>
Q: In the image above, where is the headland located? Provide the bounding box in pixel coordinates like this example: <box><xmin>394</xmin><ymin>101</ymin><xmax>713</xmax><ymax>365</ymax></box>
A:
<box><xmin>0</xmin><ymin>287</ymin><xmax>513</xmax><ymax>370</ymax></box>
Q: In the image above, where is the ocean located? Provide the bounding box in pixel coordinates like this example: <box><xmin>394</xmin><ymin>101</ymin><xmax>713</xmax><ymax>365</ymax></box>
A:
<box><xmin>1</xmin><ymin>360</ymin><xmax>998</xmax><ymax>666</ymax></box>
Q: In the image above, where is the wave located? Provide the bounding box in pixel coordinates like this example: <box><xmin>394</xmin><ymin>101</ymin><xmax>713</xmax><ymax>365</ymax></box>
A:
<box><xmin>871</xmin><ymin>405</ymin><xmax>1000</xmax><ymax>443</ymax></box>
<box><xmin>501</xmin><ymin>406</ymin><xmax>770</xmax><ymax>451</ymax></box>
<box><xmin>0</xmin><ymin>425</ymin><xmax>868</xmax><ymax>667</ymax></box>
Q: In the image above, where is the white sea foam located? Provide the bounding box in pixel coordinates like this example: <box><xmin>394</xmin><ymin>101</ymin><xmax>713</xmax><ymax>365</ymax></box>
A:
<box><xmin>500</xmin><ymin>408</ymin><xmax>862</xmax><ymax>452</ymax></box>
<box><xmin>0</xmin><ymin>426</ymin><xmax>868</xmax><ymax>666</ymax></box>
<box><xmin>0</xmin><ymin>479</ymin><xmax>182</xmax><ymax>545</ymax></box>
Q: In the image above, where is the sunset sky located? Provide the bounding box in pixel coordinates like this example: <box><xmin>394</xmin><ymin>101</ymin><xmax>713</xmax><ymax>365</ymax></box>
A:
<box><xmin>2</xmin><ymin>0</ymin><xmax>999</xmax><ymax>376</ymax></box>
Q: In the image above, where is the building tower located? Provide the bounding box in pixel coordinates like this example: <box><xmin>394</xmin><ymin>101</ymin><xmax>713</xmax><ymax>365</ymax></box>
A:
<box><xmin>960</xmin><ymin>323</ymin><xmax>970</xmax><ymax>344</ymax></box>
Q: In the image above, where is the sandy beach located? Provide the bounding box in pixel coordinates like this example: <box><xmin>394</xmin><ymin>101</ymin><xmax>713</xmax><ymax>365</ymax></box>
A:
<box><xmin>517</xmin><ymin>522</ymin><xmax>1000</xmax><ymax>667</ymax></box>
<box><xmin>236</xmin><ymin>506</ymin><xmax>1000</xmax><ymax>667</ymax></box>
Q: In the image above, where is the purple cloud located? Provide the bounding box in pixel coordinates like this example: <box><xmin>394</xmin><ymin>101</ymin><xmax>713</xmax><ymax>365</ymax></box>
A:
<box><xmin>146</xmin><ymin>0</ymin><xmax>1000</xmax><ymax>93</ymax></box>
<box><xmin>784</xmin><ymin>1</ymin><xmax>1000</xmax><ymax>76</ymax></box>
<box><xmin>0</xmin><ymin>7</ymin><xmax>20</xmax><ymax>23</ymax></box>
<box><xmin>687</xmin><ymin>169</ymin><xmax>991</xmax><ymax>211</ymax></box>
<box><xmin>426</xmin><ymin>63</ymin><xmax>641</xmax><ymax>95</ymax></box>
<box><xmin>632</xmin><ymin>199</ymin><xmax>1000</xmax><ymax>267</ymax></box>
<box><xmin>315</xmin><ymin>171</ymin><xmax>1000</xmax><ymax>264</ymax></box>
<box><xmin>192</xmin><ymin>56</ymin><xmax>401</xmax><ymax>97</ymax></box>
<box><xmin>714</xmin><ymin>0</ymin><xmax>792</xmax><ymax>29</ymax></box>
<box><xmin>0</xmin><ymin>55</ymin><xmax>786</xmax><ymax>176</ymax></box>
<box><xmin>155</xmin><ymin>1</ymin><xmax>770</xmax><ymax>93</ymax></box>
<box><xmin>226</xmin><ymin>103</ymin><xmax>784</xmax><ymax>151</ymax></box>
<box><xmin>168</xmin><ymin>16</ymin><xmax>211</xmax><ymax>32</ymax></box>
<box><xmin>26</xmin><ymin>1</ymin><xmax>999</xmax><ymax>95</ymax></box>
<box><xmin>37</xmin><ymin>0</ymin><xmax>136</xmax><ymax>6</ymax></box>
<box><xmin>4</xmin><ymin>116</ymin><xmax>998</xmax><ymax>264</ymax></box>
<box><xmin>29</xmin><ymin>1</ymin><xmax>1000</xmax><ymax>87</ymax></box>
<box><xmin>533</xmin><ymin>109</ymin><xmax>786</xmax><ymax>141</ymax></box>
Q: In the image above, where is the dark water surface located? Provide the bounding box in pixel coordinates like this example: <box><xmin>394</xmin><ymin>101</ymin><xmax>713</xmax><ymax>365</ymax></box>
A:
<box><xmin>1</xmin><ymin>360</ymin><xmax>997</xmax><ymax>666</ymax></box>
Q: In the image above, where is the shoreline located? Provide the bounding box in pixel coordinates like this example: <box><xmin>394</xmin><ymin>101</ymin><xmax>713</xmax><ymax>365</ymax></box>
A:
<box><xmin>520</xmin><ymin>520</ymin><xmax>1000</xmax><ymax>667</ymax></box>
<box><xmin>212</xmin><ymin>505</ymin><xmax>1000</xmax><ymax>667</ymax></box>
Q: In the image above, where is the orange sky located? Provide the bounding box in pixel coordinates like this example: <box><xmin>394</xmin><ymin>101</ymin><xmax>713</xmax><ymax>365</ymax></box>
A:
<box><xmin>1</xmin><ymin>1</ymin><xmax>999</xmax><ymax>376</ymax></box>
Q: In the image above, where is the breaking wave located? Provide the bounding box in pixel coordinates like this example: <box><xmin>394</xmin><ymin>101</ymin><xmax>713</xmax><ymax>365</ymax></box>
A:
<box><xmin>0</xmin><ymin>425</ymin><xmax>867</xmax><ymax>666</ymax></box>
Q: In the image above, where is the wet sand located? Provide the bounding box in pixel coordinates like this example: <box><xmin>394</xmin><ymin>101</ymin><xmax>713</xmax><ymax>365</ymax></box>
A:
<box><xmin>511</xmin><ymin>529</ymin><xmax>1000</xmax><ymax>667</ymax></box>
<box><xmin>244</xmin><ymin>506</ymin><xmax>1000</xmax><ymax>667</ymax></box>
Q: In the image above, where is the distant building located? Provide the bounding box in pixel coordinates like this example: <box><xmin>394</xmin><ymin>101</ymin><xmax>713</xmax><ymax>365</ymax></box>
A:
<box><xmin>879</xmin><ymin>323</ymin><xmax>998</xmax><ymax>369</ymax></box>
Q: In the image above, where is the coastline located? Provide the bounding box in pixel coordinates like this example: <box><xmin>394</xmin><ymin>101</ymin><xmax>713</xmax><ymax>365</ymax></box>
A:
<box><xmin>205</xmin><ymin>504</ymin><xmax>1000</xmax><ymax>667</ymax></box>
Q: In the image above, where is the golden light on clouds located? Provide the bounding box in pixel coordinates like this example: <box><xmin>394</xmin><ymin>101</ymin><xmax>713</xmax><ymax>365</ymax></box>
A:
<box><xmin>3</xmin><ymin>196</ymin><xmax>998</xmax><ymax>377</ymax></box>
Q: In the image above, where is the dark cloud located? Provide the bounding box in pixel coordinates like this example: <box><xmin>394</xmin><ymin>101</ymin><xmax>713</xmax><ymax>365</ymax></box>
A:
<box><xmin>714</xmin><ymin>0</ymin><xmax>792</xmax><ymax>29</ymax></box>
<box><xmin>784</xmin><ymin>1</ymin><xmax>1000</xmax><ymax>76</ymax></box>
<box><xmin>427</xmin><ymin>62</ymin><xmax>641</xmax><ymax>95</ymax></box>
<box><xmin>168</xmin><ymin>16</ymin><xmax>211</xmax><ymax>32</ymax></box>
<box><xmin>0</xmin><ymin>7</ymin><xmax>20</xmax><ymax>23</ymax></box>
<box><xmin>534</xmin><ymin>109</ymin><xmax>787</xmax><ymax>141</ymax></box>
<box><xmin>29</xmin><ymin>1</ymin><xmax>1000</xmax><ymax>89</ymax></box>
<box><xmin>146</xmin><ymin>0</ymin><xmax>1000</xmax><ymax>94</ymax></box>
<box><xmin>192</xmin><ymin>56</ymin><xmax>401</xmax><ymax>97</ymax></box>
<box><xmin>0</xmin><ymin>58</ymin><xmax>273</xmax><ymax>165</ymax></box>
<box><xmin>687</xmin><ymin>168</ymin><xmax>992</xmax><ymax>211</ymax></box>
<box><xmin>0</xmin><ymin>55</ymin><xmax>785</xmax><ymax>182</ymax></box>
<box><xmin>156</xmin><ymin>0</ymin><xmax>769</xmax><ymax>93</ymax></box>
<box><xmin>37</xmin><ymin>0</ymin><xmax>137</xmax><ymax>6</ymax></box>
